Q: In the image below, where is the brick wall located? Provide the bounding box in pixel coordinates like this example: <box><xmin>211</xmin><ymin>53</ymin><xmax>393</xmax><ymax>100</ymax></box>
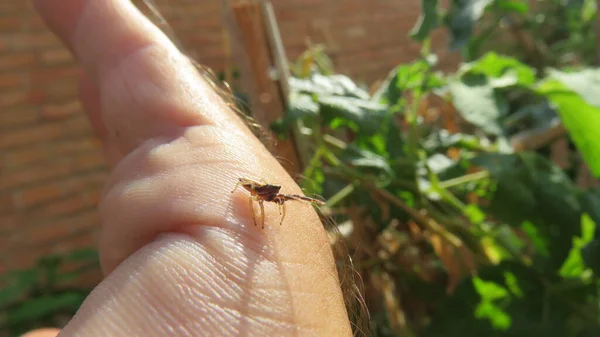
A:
<box><xmin>0</xmin><ymin>0</ymin><xmax>458</xmax><ymax>284</ymax></box>
<box><xmin>0</xmin><ymin>1</ymin><xmax>107</xmax><ymax>284</ymax></box>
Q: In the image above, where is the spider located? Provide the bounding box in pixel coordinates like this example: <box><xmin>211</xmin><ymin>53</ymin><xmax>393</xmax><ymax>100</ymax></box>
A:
<box><xmin>231</xmin><ymin>177</ymin><xmax>325</xmax><ymax>228</ymax></box>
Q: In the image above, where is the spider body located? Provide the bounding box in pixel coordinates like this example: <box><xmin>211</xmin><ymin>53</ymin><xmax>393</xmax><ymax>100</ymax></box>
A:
<box><xmin>231</xmin><ymin>178</ymin><xmax>324</xmax><ymax>228</ymax></box>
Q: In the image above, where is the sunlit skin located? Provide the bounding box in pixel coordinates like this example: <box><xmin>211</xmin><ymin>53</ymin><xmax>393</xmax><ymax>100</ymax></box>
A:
<box><xmin>27</xmin><ymin>0</ymin><xmax>353</xmax><ymax>336</ymax></box>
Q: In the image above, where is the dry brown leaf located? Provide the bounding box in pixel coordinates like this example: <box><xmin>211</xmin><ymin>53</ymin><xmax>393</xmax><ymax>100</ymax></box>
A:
<box><xmin>447</xmin><ymin>147</ymin><xmax>461</xmax><ymax>160</ymax></box>
<box><xmin>467</xmin><ymin>192</ymin><xmax>479</xmax><ymax>205</ymax></box>
<box><xmin>439</xmin><ymin>100</ymin><xmax>460</xmax><ymax>134</ymax></box>
<box><xmin>429</xmin><ymin>233</ymin><xmax>475</xmax><ymax>293</ymax></box>
<box><xmin>407</xmin><ymin>220</ymin><xmax>422</xmax><ymax>237</ymax></box>
<box><xmin>369</xmin><ymin>190</ymin><xmax>390</xmax><ymax>221</ymax></box>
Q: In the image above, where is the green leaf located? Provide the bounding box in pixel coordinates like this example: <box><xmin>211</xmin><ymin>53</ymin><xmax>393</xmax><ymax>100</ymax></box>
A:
<box><xmin>503</xmin><ymin>102</ymin><xmax>558</xmax><ymax>131</ymax></box>
<box><xmin>5</xmin><ymin>292</ymin><xmax>86</xmax><ymax>326</ymax></box>
<box><xmin>538</xmin><ymin>71</ymin><xmax>600</xmax><ymax>177</ymax></box>
<box><xmin>289</xmin><ymin>73</ymin><xmax>369</xmax><ymax>99</ymax></box>
<box><xmin>449</xmin><ymin>73</ymin><xmax>508</xmax><ymax>135</ymax></box>
<box><xmin>474</xmin><ymin>302</ymin><xmax>511</xmax><ymax>330</ymax></box>
<box><xmin>472</xmin><ymin>276</ymin><xmax>509</xmax><ymax>300</ymax></box>
<box><xmin>472</xmin><ymin>153</ymin><xmax>581</xmax><ymax>270</ymax></box>
<box><xmin>546</xmin><ymin>68</ymin><xmax>600</xmax><ymax>108</ymax></box>
<box><xmin>327</xmin><ymin>75</ymin><xmax>370</xmax><ymax>99</ymax></box>
<box><xmin>495</xmin><ymin>0</ymin><xmax>529</xmax><ymax>13</ymax></box>
<box><xmin>428</xmin><ymin>261</ymin><xmax>570</xmax><ymax>337</ymax></box>
<box><xmin>340</xmin><ymin>145</ymin><xmax>393</xmax><ymax>177</ymax></box>
<box><xmin>372</xmin><ymin>60</ymin><xmax>445</xmax><ymax>106</ymax></box>
<box><xmin>579</xmin><ymin>188</ymin><xmax>600</xmax><ymax>238</ymax></box>
<box><xmin>559</xmin><ymin>214</ymin><xmax>596</xmax><ymax>278</ymax></box>
<box><xmin>318</xmin><ymin>95</ymin><xmax>386</xmax><ymax>135</ymax></box>
<box><xmin>521</xmin><ymin>221</ymin><xmax>549</xmax><ymax>257</ymax></box>
<box><xmin>465</xmin><ymin>204</ymin><xmax>485</xmax><ymax>224</ymax></box>
<box><xmin>464</xmin><ymin>52</ymin><xmax>536</xmax><ymax>86</ymax></box>
<box><xmin>288</xmin><ymin>92</ymin><xmax>319</xmax><ymax>120</ymax></box>
<box><xmin>444</xmin><ymin>0</ymin><xmax>494</xmax><ymax>50</ymax></box>
<box><xmin>410</xmin><ymin>0</ymin><xmax>440</xmax><ymax>41</ymax></box>
<box><xmin>581</xmin><ymin>239</ymin><xmax>600</xmax><ymax>275</ymax></box>
<box><xmin>0</xmin><ymin>270</ymin><xmax>39</xmax><ymax>308</ymax></box>
<box><xmin>64</xmin><ymin>248</ymin><xmax>99</xmax><ymax>262</ymax></box>
<box><xmin>422</xmin><ymin>130</ymin><xmax>483</xmax><ymax>153</ymax></box>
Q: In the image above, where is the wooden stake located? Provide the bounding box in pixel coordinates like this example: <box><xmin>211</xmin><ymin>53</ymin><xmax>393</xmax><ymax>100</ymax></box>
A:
<box><xmin>261</xmin><ymin>1</ymin><xmax>311</xmax><ymax>170</ymax></box>
<box><xmin>226</xmin><ymin>0</ymin><xmax>303</xmax><ymax>176</ymax></box>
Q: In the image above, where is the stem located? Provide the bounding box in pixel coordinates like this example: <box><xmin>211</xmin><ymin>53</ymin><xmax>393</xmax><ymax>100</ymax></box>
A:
<box><xmin>326</xmin><ymin>183</ymin><xmax>355</xmax><ymax>208</ymax></box>
<box><xmin>367</xmin><ymin>184</ymin><xmax>463</xmax><ymax>248</ymax></box>
<box><xmin>303</xmin><ymin>146</ymin><xmax>325</xmax><ymax>182</ymax></box>
<box><xmin>438</xmin><ymin>170</ymin><xmax>490</xmax><ymax>189</ymax></box>
<box><xmin>541</xmin><ymin>278</ymin><xmax>600</xmax><ymax>327</ymax></box>
<box><xmin>405</xmin><ymin>44</ymin><xmax>434</xmax><ymax>203</ymax></box>
<box><xmin>596</xmin><ymin>0</ymin><xmax>600</xmax><ymax>65</ymax></box>
<box><xmin>323</xmin><ymin>134</ymin><xmax>348</xmax><ymax>150</ymax></box>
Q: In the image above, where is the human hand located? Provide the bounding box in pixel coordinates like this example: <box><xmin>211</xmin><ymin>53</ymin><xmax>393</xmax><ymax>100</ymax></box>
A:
<box><xmin>32</xmin><ymin>0</ymin><xmax>351</xmax><ymax>336</ymax></box>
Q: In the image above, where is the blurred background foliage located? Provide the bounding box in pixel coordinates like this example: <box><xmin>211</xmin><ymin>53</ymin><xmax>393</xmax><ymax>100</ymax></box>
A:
<box><xmin>275</xmin><ymin>0</ymin><xmax>600</xmax><ymax>336</ymax></box>
<box><xmin>3</xmin><ymin>0</ymin><xmax>600</xmax><ymax>336</ymax></box>
<box><xmin>0</xmin><ymin>249</ymin><xmax>98</xmax><ymax>336</ymax></box>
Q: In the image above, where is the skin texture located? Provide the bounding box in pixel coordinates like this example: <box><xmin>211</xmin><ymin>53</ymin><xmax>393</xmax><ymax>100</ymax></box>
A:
<box><xmin>30</xmin><ymin>1</ymin><xmax>352</xmax><ymax>336</ymax></box>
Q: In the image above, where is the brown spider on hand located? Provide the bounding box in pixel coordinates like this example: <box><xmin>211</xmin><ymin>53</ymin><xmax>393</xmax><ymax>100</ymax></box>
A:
<box><xmin>231</xmin><ymin>178</ymin><xmax>325</xmax><ymax>229</ymax></box>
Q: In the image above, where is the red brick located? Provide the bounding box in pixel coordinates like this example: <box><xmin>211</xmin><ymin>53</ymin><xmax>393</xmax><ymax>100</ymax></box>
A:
<box><xmin>1</xmin><ymin>151</ymin><xmax>106</xmax><ymax>190</ymax></box>
<box><xmin>0</xmin><ymin>89</ymin><xmax>46</xmax><ymax>108</ymax></box>
<box><xmin>26</xmin><ymin>221</ymin><xmax>70</xmax><ymax>246</ymax></box>
<box><xmin>23</xmin><ymin>212</ymin><xmax>96</xmax><ymax>247</ymax></box>
<box><xmin>74</xmin><ymin>151</ymin><xmax>107</xmax><ymax>170</ymax></box>
<box><xmin>0</xmin><ymin>161</ymin><xmax>71</xmax><ymax>190</ymax></box>
<box><xmin>63</xmin><ymin>115</ymin><xmax>93</xmax><ymax>136</ymax></box>
<box><xmin>0</xmin><ymin>52</ymin><xmax>36</xmax><ymax>70</ymax></box>
<box><xmin>0</xmin><ymin>214</ymin><xmax>18</xmax><ymax>233</ymax></box>
<box><xmin>0</xmin><ymin>138</ymin><xmax>102</xmax><ymax>170</ymax></box>
<box><xmin>63</xmin><ymin>267</ymin><xmax>102</xmax><ymax>289</ymax></box>
<box><xmin>1</xmin><ymin>144</ymin><xmax>48</xmax><ymax>168</ymax></box>
<box><xmin>40</xmin><ymin>101</ymin><xmax>81</xmax><ymax>120</ymax></box>
<box><xmin>40</xmin><ymin>80</ymin><xmax>78</xmax><ymax>102</ymax></box>
<box><xmin>0</xmin><ymin>31</ymin><xmax>59</xmax><ymax>51</ymax></box>
<box><xmin>88</xmin><ymin>189</ymin><xmax>102</xmax><ymax>205</ymax></box>
<box><xmin>0</xmin><ymin>72</ymin><xmax>25</xmax><ymax>89</ymax></box>
<box><xmin>30</xmin><ymin>66</ymin><xmax>79</xmax><ymax>85</ymax></box>
<box><xmin>39</xmin><ymin>48</ymin><xmax>73</xmax><ymax>65</ymax></box>
<box><xmin>15</xmin><ymin>182</ymin><xmax>62</xmax><ymax>208</ymax></box>
<box><xmin>0</xmin><ymin>123</ymin><xmax>62</xmax><ymax>150</ymax></box>
<box><xmin>28</xmin><ymin>192</ymin><xmax>97</xmax><ymax>219</ymax></box>
<box><xmin>2</xmin><ymin>245</ymin><xmax>51</xmax><ymax>270</ymax></box>
<box><xmin>23</xmin><ymin>15</ymin><xmax>47</xmax><ymax>31</ymax></box>
<box><xmin>51</xmin><ymin>138</ymin><xmax>102</xmax><ymax>157</ymax></box>
<box><xmin>0</xmin><ymin>107</ymin><xmax>38</xmax><ymax>129</ymax></box>
<box><xmin>156</xmin><ymin>2</ymin><xmax>220</xmax><ymax>17</ymax></box>
<box><xmin>182</xmin><ymin>33</ymin><xmax>224</xmax><ymax>46</ymax></box>
<box><xmin>0</xmin><ymin>2</ymin><xmax>20</xmax><ymax>14</ymax></box>
<box><xmin>52</xmin><ymin>228</ymin><xmax>99</xmax><ymax>255</ymax></box>
<box><xmin>169</xmin><ymin>17</ymin><xmax>221</xmax><ymax>32</ymax></box>
<box><xmin>59</xmin><ymin>172</ymin><xmax>107</xmax><ymax>196</ymax></box>
<box><xmin>195</xmin><ymin>45</ymin><xmax>226</xmax><ymax>60</ymax></box>
<box><xmin>0</xmin><ymin>17</ymin><xmax>22</xmax><ymax>31</ymax></box>
<box><xmin>0</xmin><ymin>231</ymin><xmax>21</xmax><ymax>256</ymax></box>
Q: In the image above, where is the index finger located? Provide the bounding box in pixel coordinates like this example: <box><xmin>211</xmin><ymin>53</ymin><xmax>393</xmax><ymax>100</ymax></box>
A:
<box><xmin>34</xmin><ymin>0</ymin><xmax>250</xmax><ymax>156</ymax></box>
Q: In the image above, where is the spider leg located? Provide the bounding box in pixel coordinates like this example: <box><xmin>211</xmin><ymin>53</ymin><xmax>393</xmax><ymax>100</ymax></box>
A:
<box><xmin>279</xmin><ymin>201</ymin><xmax>286</xmax><ymax>226</ymax></box>
<box><xmin>249</xmin><ymin>195</ymin><xmax>257</xmax><ymax>227</ymax></box>
<box><xmin>231</xmin><ymin>180</ymin><xmax>242</xmax><ymax>193</ymax></box>
<box><xmin>282</xmin><ymin>194</ymin><xmax>326</xmax><ymax>205</ymax></box>
<box><xmin>259</xmin><ymin>200</ymin><xmax>265</xmax><ymax>229</ymax></box>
